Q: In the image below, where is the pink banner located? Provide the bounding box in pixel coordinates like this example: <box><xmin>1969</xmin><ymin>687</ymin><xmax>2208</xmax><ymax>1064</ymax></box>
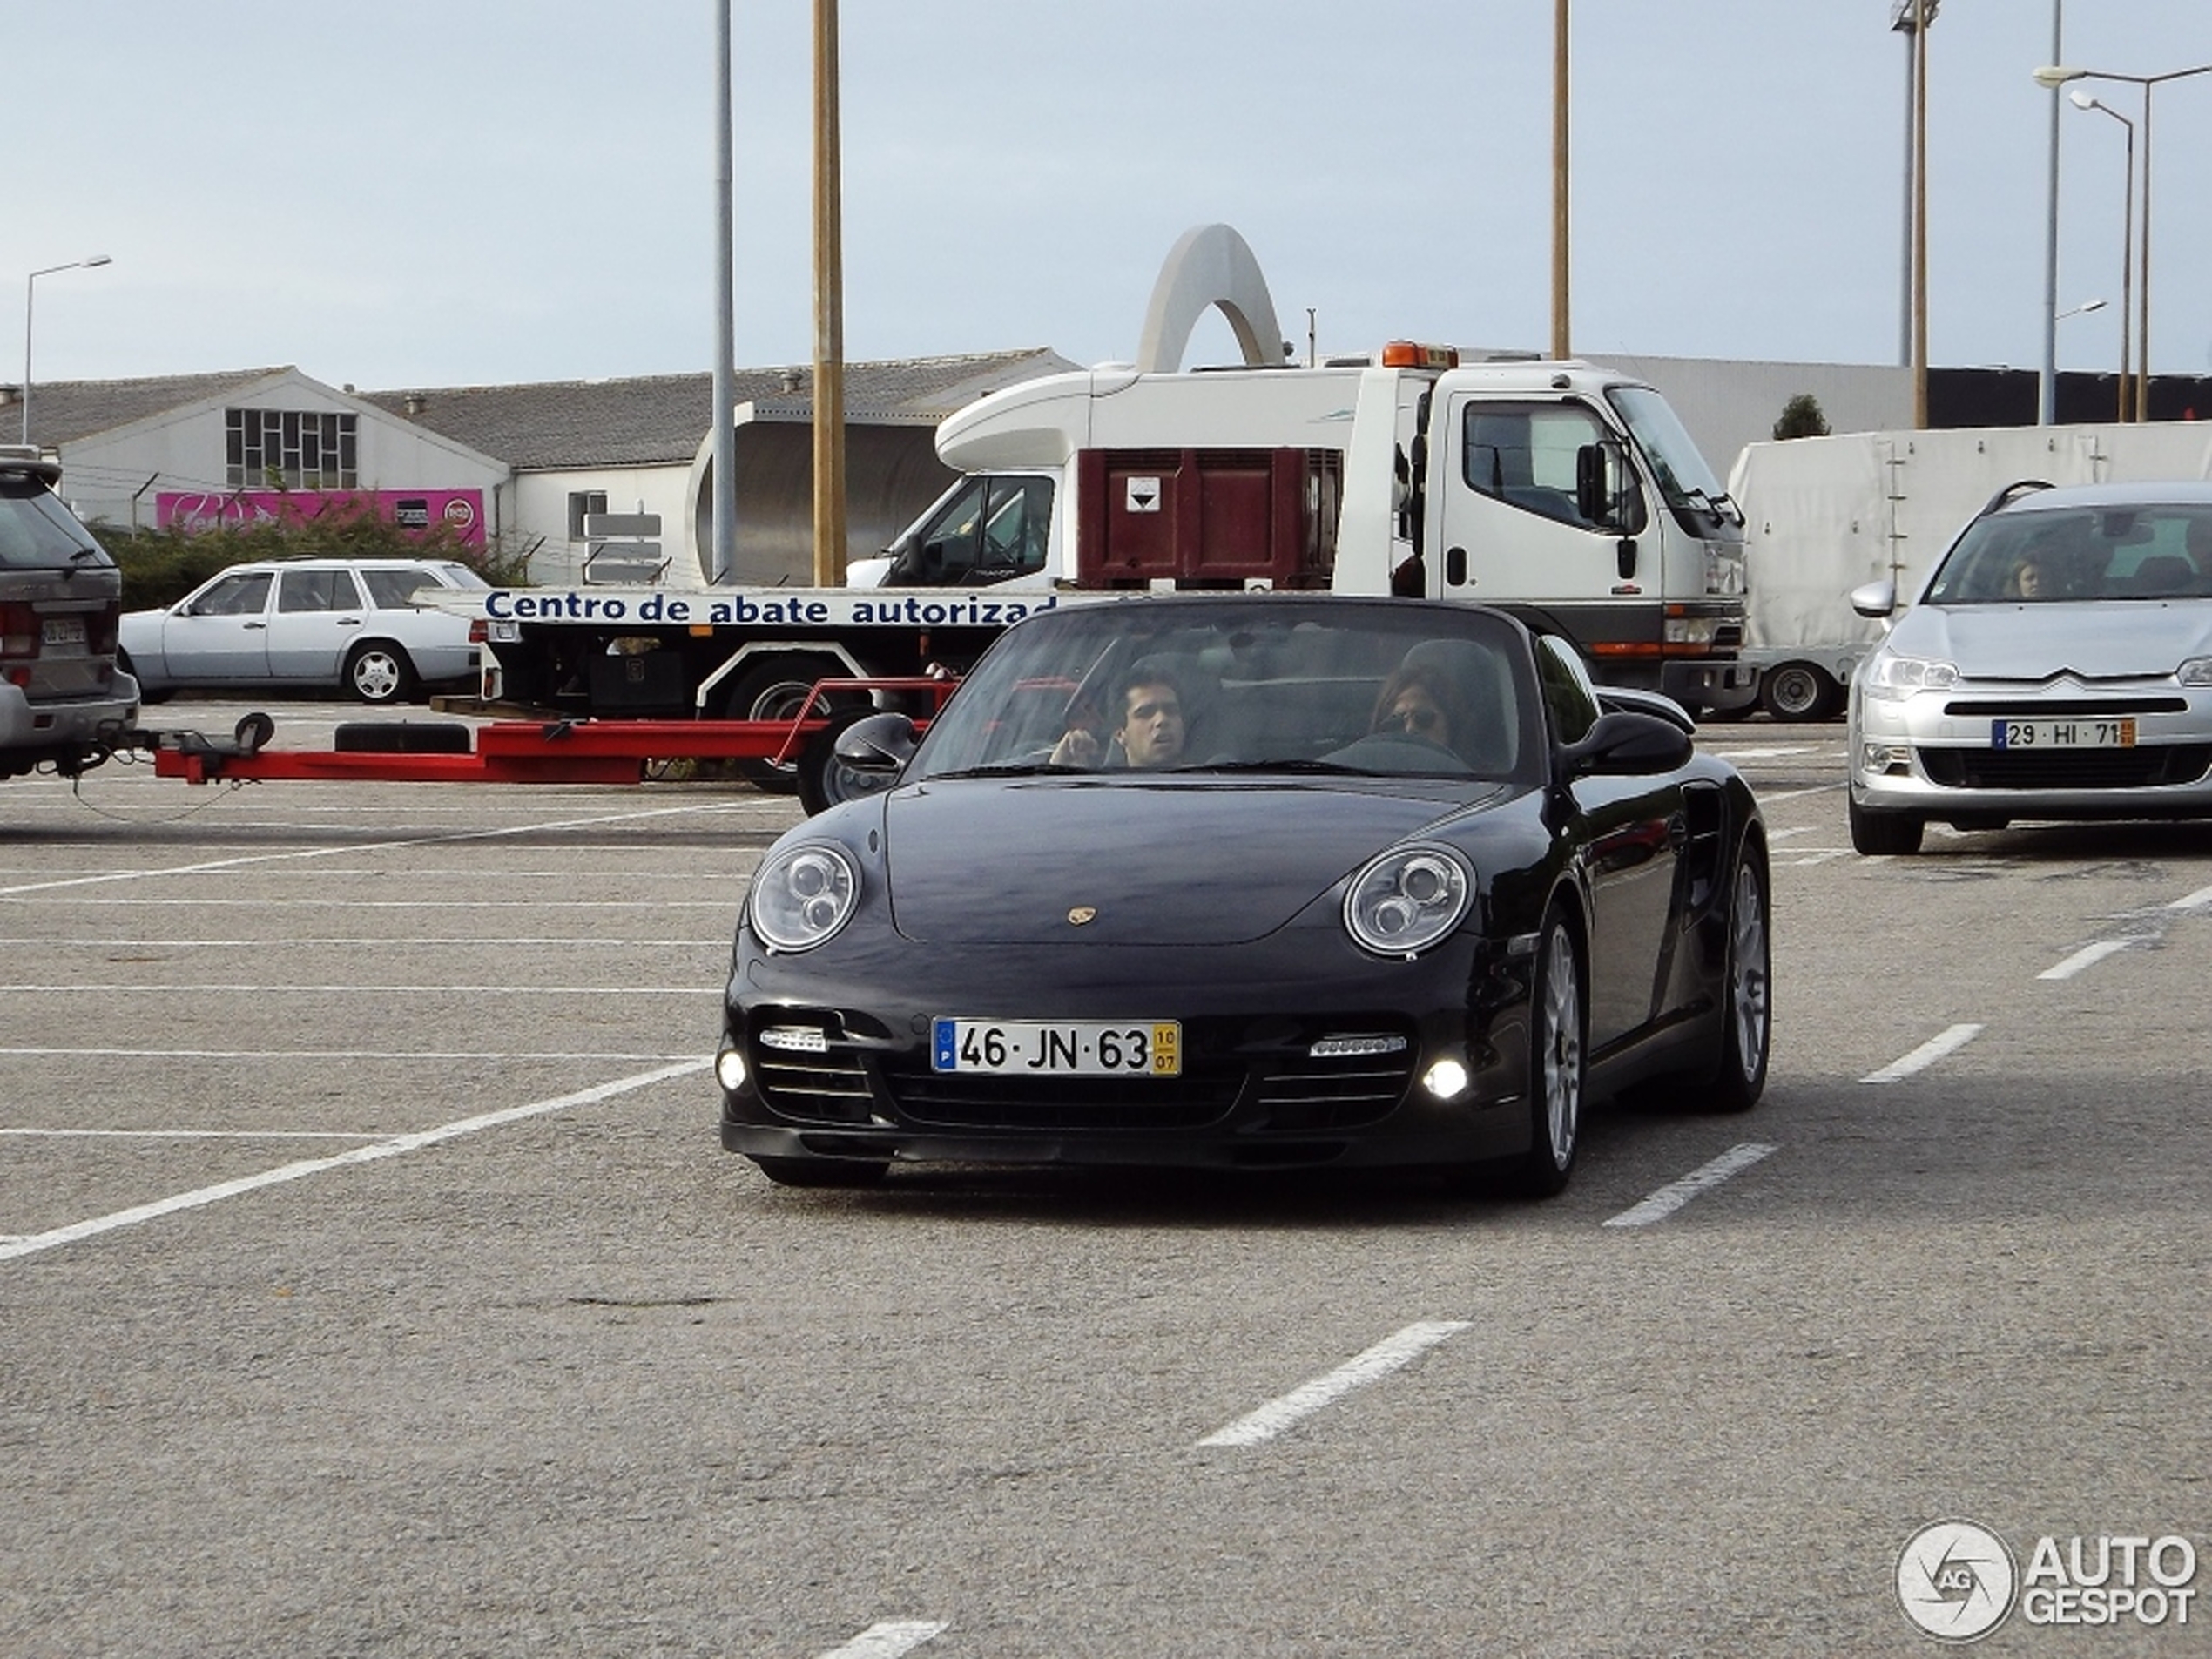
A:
<box><xmin>156</xmin><ymin>489</ymin><xmax>486</xmax><ymax>548</ymax></box>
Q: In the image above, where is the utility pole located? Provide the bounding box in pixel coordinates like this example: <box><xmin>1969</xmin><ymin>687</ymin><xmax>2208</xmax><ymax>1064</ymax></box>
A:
<box><xmin>1550</xmin><ymin>0</ymin><xmax>1571</xmax><ymax>361</ymax></box>
<box><xmin>711</xmin><ymin>0</ymin><xmax>737</xmax><ymax>582</ymax></box>
<box><xmin>812</xmin><ymin>0</ymin><xmax>847</xmax><ymax>586</ymax></box>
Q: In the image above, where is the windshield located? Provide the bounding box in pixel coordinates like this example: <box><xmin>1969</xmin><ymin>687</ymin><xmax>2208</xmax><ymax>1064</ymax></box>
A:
<box><xmin>1606</xmin><ymin>385</ymin><xmax>1735</xmax><ymax>521</ymax></box>
<box><xmin>1925</xmin><ymin>503</ymin><xmax>2212</xmax><ymax>604</ymax></box>
<box><xmin>0</xmin><ymin>475</ymin><xmax>111</xmax><ymax>570</ymax></box>
<box><xmin>909</xmin><ymin>597</ymin><xmax>1543</xmax><ymax>783</ymax></box>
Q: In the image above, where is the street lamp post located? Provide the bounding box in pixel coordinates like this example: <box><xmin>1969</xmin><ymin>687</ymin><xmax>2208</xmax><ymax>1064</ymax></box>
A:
<box><xmin>21</xmin><ymin>255</ymin><xmax>112</xmax><ymax>446</ymax></box>
<box><xmin>2036</xmin><ymin>0</ymin><xmax>2064</xmax><ymax>427</ymax></box>
<box><xmin>2035</xmin><ymin>59</ymin><xmax>2212</xmax><ymax>423</ymax></box>
<box><xmin>1890</xmin><ymin>1</ymin><xmax>1939</xmax><ymax>371</ymax></box>
<box><xmin>2068</xmin><ymin>89</ymin><xmax>2134</xmax><ymax>420</ymax></box>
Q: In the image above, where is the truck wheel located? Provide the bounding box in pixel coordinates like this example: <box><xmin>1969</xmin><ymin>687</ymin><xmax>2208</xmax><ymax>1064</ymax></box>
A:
<box><xmin>345</xmin><ymin>642</ymin><xmax>418</xmax><ymax>705</ymax></box>
<box><xmin>1760</xmin><ymin>662</ymin><xmax>1839</xmax><ymax>722</ymax></box>
<box><xmin>798</xmin><ymin>711</ymin><xmax>900</xmax><ymax>816</ymax></box>
<box><xmin>718</xmin><ymin>656</ymin><xmax>860</xmax><ymax>793</ymax></box>
<box><xmin>1849</xmin><ymin>795</ymin><xmax>1925</xmax><ymax>856</ymax></box>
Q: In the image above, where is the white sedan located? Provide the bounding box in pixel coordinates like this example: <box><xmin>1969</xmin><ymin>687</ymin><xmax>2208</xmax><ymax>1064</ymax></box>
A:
<box><xmin>120</xmin><ymin>557</ymin><xmax>484</xmax><ymax>705</ymax></box>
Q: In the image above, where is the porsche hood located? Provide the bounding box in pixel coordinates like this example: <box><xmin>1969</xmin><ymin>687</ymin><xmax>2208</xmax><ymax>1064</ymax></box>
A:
<box><xmin>880</xmin><ymin>779</ymin><xmax>1480</xmax><ymax>947</ymax></box>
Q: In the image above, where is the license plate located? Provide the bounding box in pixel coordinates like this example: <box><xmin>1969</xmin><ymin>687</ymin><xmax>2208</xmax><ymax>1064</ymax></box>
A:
<box><xmin>932</xmin><ymin>1018</ymin><xmax>1182</xmax><ymax>1076</ymax></box>
<box><xmin>40</xmin><ymin>616</ymin><xmax>86</xmax><ymax>648</ymax></box>
<box><xmin>1990</xmin><ymin>718</ymin><xmax>2135</xmax><ymax>749</ymax></box>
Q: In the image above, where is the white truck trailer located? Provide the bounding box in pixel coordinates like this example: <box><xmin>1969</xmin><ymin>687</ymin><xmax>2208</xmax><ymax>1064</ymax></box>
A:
<box><xmin>855</xmin><ymin>344</ymin><xmax>1757</xmax><ymax>714</ymax></box>
<box><xmin>1728</xmin><ymin>423</ymin><xmax>2212</xmax><ymax>719</ymax></box>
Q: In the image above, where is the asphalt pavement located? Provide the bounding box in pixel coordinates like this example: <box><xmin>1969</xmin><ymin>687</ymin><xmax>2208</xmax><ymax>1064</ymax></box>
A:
<box><xmin>3</xmin><ymin>703</ymin><xmax>2206</xmax><ymax>1657</ymax></box>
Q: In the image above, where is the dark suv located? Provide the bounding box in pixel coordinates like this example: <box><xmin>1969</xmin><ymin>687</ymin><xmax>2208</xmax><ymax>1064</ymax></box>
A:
<box><xmin>0</xmin><ymin>447</ymin><xmax>138</xmax><ymax>779</ymax></box>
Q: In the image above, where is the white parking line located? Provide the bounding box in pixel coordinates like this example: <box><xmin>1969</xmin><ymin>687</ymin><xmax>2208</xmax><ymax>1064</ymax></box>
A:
<box><xmin>0</xmin><ymin>898</ymin><xmax>732</xmax><ymax>910</ymax></box>
<box><xmin>1750</xmin><ymin>784</ymin><xmax>1843</xmax><ymax>804</ymax></box>
<box><xmin>0</xmin><ymin>799</ymin><xmax>761</xmax><ymax>899</ymax></box>
<box><xmin>1197</xmin><ymin>1320</ymin><xmax>1470</xmax><ymax>1447</ymax></box>
<box><xmin>0</xmin><ymin>982</ymin><xmax>719</xmax><ymax>996</ymax></box>
<box><xmin>2168</xmin><ymin>882</ymin><xmax>2212</xmax><ymax>912</ymax></box>
<box><xmin>0</xmin><ymin>1047</ymin><xmax>700</xmax><ymax>1062</ymax></box>
<box><xmin>1716</xmin><ymin>745</ymin><xmax>1815</xmax><ymax>760</ymax></box>
<box><xmin>1602</xmin><ymin>1143</ymin><xmax>1778</xmax><ymax>1228</ymax></box>
<box><xmin>0</xmin><ymin>1059</ymin><xmax>710</xmax><ymax>1264</ymax></box>
<box><xmin>0</xmin><ymin>936</ymin><xmax>726</xmax><ymax>948</ymax></box>
<box><xmin>1</xmin><ymin>1128</ymin><xmax>385</xmax><ymax>1141</ymax></box>
<box><xmin>815</xmin><ymin>1623</ymin><xmax>948</xmax><ymax>1659</ymax></box>
<box><xmin>1861</xmin><ymin>1023</ymin><xmax>1983</xmax><ymax>1083</ymax></box>
<box><xmin>2039</xmin><ymin>939</ymin><xmax>2134</xmax><ymax>981</ymax></box>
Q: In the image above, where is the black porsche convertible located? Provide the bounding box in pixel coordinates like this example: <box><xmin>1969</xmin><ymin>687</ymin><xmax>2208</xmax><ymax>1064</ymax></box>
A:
<box><xmin>717</xmin><ymin>594</ymin><xmax>1769</xmax><ymax>1197</ymax></box>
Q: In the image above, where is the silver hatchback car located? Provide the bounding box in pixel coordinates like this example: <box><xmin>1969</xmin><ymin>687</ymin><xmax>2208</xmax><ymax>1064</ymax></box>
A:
<box><xmin>1848</xmin><ymin>480</ymin><xmax>2212</xmax><ymax>854</ymax></box>
<box><xmin>120</xmin><ymin>556</ymin><xmax>486</xmax><ymax>705</ymax></box>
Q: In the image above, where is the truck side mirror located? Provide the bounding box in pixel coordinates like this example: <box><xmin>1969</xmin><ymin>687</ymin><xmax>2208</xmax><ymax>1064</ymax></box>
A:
<box><xmin>1575</xmin><ymin>442</ymin><xmax>1611</xmax><ymax>527</ymax></box>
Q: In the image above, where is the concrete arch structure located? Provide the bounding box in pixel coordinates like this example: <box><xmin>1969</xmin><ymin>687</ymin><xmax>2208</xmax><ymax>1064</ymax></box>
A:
<box><xmin>1135</xmin><ymin>224</ymin><xmax>1290</xmax><ymax>374</ymax></box>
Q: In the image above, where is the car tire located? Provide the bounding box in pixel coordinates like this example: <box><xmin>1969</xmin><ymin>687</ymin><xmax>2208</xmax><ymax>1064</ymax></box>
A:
<box><xmin>1759</xmin><ymin>662</ymin><xmax>1840</xmax><ymax>723</ymax></box>
<box><xmin>1704</xmin><ymin>842</ymin><xmax>1771</xmax><ymax>1112</ymax></box>
<box><xmin>717</xmin><ymin>655</ymin><xmax>858</xmax><ymax>794</ymax></box>
<box><xmin>1503</xmin><ymin>905</ymin><xmax>1585</xmax><ymax>1197</ymax></box>
<box><xmin>747</xmin><ymin>1155</ymin><xmax>889</xmax><ymax>1188</ymax></box>
<box><xmin>345</xmin><ymin>642</ymin><xmax>418</xmax><ymax>705</ymax></box>
<box><xmin>797</xmin><ymin>710</ymin><xmax>900</xmax><ymax>816</ymax></box>
<box><xmin>1848</xmin><ymin>795</ymin><xmax>1925</xmax><ymax>856</ymax></box>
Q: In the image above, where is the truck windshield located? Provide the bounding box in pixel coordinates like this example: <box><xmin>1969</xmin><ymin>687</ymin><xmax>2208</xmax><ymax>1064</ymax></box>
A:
<box><xmin>1606</xmin><ymin>385</ymin><xmax>1738</xmax><ymax>527</ymax></box>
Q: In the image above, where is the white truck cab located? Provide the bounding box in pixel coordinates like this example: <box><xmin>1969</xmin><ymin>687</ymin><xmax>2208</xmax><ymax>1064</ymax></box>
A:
<box><xmin>867</xmin><ymin>347</ymin><xmax>1754</xmax><ymax>711</ymax></box>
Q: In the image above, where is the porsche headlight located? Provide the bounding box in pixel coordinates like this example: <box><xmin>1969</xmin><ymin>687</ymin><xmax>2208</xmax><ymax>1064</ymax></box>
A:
<box><xmin>748</xmin><ymin>843</ymin><xmax>860</xmax><ymax>952</ymax></box>
<box><xmin>1863</xmin><ymin>651</ymin><xmax>1959</xmax><ymax>700</ymax></box>
<box><xmin>1345</xmin><ymin>846</ymin><xmax>1473</xmax><ymax>958</ymax></box>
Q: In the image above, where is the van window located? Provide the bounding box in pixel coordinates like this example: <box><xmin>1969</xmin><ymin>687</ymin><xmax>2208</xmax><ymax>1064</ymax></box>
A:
<box><xmin>192</xmin><ymin>572</ymin><xmax>273</xmax><ymax>617</ymax></box>
<box><xmin>277</xmin><ymin>569</ymin><xmax>364</xmax><ymax>612</ymax></box>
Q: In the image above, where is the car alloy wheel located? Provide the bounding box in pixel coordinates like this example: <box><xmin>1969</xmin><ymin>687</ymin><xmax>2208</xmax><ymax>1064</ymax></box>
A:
<box><xmin>1506</xmin><ymin>907</ymin><xmax>1584</xmax><ymax>1197</ymax></box>
<box><xmin>1710</xmin><ymin>847</ymin><xmax>1770</xmax><ymax>1111</ymax></box>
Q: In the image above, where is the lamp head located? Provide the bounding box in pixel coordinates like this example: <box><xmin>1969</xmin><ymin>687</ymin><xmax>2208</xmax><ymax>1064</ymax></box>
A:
<box><xmin>2033</xmin><ymin>64</ymin><xmax>2087</xmax><ymax>89</ymax></box>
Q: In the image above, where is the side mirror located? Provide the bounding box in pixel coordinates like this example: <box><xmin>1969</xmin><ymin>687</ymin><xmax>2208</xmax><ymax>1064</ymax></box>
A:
<box><xmin>1849</xmin><ymin>578</ymin><xmax>1898</xmax><ymax>620</ymax></box>
<box><xmin>1561</xmin><ymin>710</ymin><xmax>1694</xmax><ymax>779</ymax></box>
<box><xmin>1595</xmin><ymin>685</ymin><xmax>1696</xmax><ymax>735</ymax></box>
<box><xmin>833</xmin><ymin>711</ymin><xmax>920</xmax><ymax>774</ymax></box>
<box><xmin>1575</xmin><ymin>442</ymin><xmax>1609</xmax><ymax>525</ymax></box>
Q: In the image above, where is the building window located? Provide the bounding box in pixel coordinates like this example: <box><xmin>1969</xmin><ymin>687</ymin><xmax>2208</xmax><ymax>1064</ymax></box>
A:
<box><xmin>226</xmin><ymin>408</ymin><xmax>357</xmax><ymax>489</ymax></box>
<box><xmin>568</xmin><ymin>489</ymin><xmax>609</xmax><ymax>541</ymax></box>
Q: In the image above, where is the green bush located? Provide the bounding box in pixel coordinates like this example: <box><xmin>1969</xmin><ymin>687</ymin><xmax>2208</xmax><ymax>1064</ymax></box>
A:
<box><xmin>1772</xmin><ymin>393</ymin><xmax>1831</xmax><ymax>441</ymax></box>
<box><xmin>96</xmin><ymin>499</ymin><xmax>532</xmax><ymax>610</ymax></box>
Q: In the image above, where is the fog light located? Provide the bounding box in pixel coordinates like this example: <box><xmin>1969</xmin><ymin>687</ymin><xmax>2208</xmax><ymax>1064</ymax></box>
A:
<box><xmin>1421</xmin><ymin>1058</ymin><xmax>1471</xmax><ymax>1100</ymax></box>
<box><xmin>714</xmin><ymin>1043</ymin><xmax>749</xmax><ymax>1092</ymax></box>
<box><xmin>1858</xmin><ymin>743</ymin><xmax>1901</xmax><ymax>775</ymax></box>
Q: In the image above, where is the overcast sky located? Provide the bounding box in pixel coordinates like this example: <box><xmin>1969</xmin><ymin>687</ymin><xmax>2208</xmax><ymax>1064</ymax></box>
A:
<box><xmin>12</xmin><ymin>2</ymin><xmax>2210</xmax><ymax>395</ymax></box>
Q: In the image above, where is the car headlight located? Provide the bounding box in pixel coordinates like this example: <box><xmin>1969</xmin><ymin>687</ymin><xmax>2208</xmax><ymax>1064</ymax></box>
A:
<box><xmin>1345</xmin><ymin>845</ymin><xmax>1474</xmax><ymax>958</ymax></box>
<box><xmin>2178</xmin><ymin>658</ymin><xmax>2212</xmax><ymax>688</ymax></box>
<box><xmin>1863</xmin><ymin>651</ymin><xmax>1959</xmax><ymax>699</ymax></box>
<box><xmin>748</xmin><ymin>843</ymin><xmax>861</xmax><ymax>952</ymax></box>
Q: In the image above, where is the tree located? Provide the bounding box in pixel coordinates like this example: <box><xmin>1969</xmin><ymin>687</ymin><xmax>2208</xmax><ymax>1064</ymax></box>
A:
<box><xmin>1773</xmin><ymin>393</ymin><xmax>1831</xmax><ymax>441</ymax></box>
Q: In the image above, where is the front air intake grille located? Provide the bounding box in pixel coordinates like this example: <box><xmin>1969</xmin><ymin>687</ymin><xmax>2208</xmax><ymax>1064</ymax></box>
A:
<box><xmin>1942</xmin><ymin>697</ymin><xmax>2188</xmax><ymax>718</ymax></box>
<box><xmin>1251</xmin><ymin>1056</ymin><xmax>1414</xmax><ymax>1131</ymax></box>
<box><xmin>751</xmin><ymin>1023</ymin><xmax>878</xmax><ymax>1124</ymax></box>
<box><xmin>881</xmin><ymin>1069</ymin><xmax>1244</xmax><ymax>1130</ymax></box>
<box><xmin>1919</xmin><ymin>745</ymin><xmax>2212</xmax><ymax>791</ymax></box>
